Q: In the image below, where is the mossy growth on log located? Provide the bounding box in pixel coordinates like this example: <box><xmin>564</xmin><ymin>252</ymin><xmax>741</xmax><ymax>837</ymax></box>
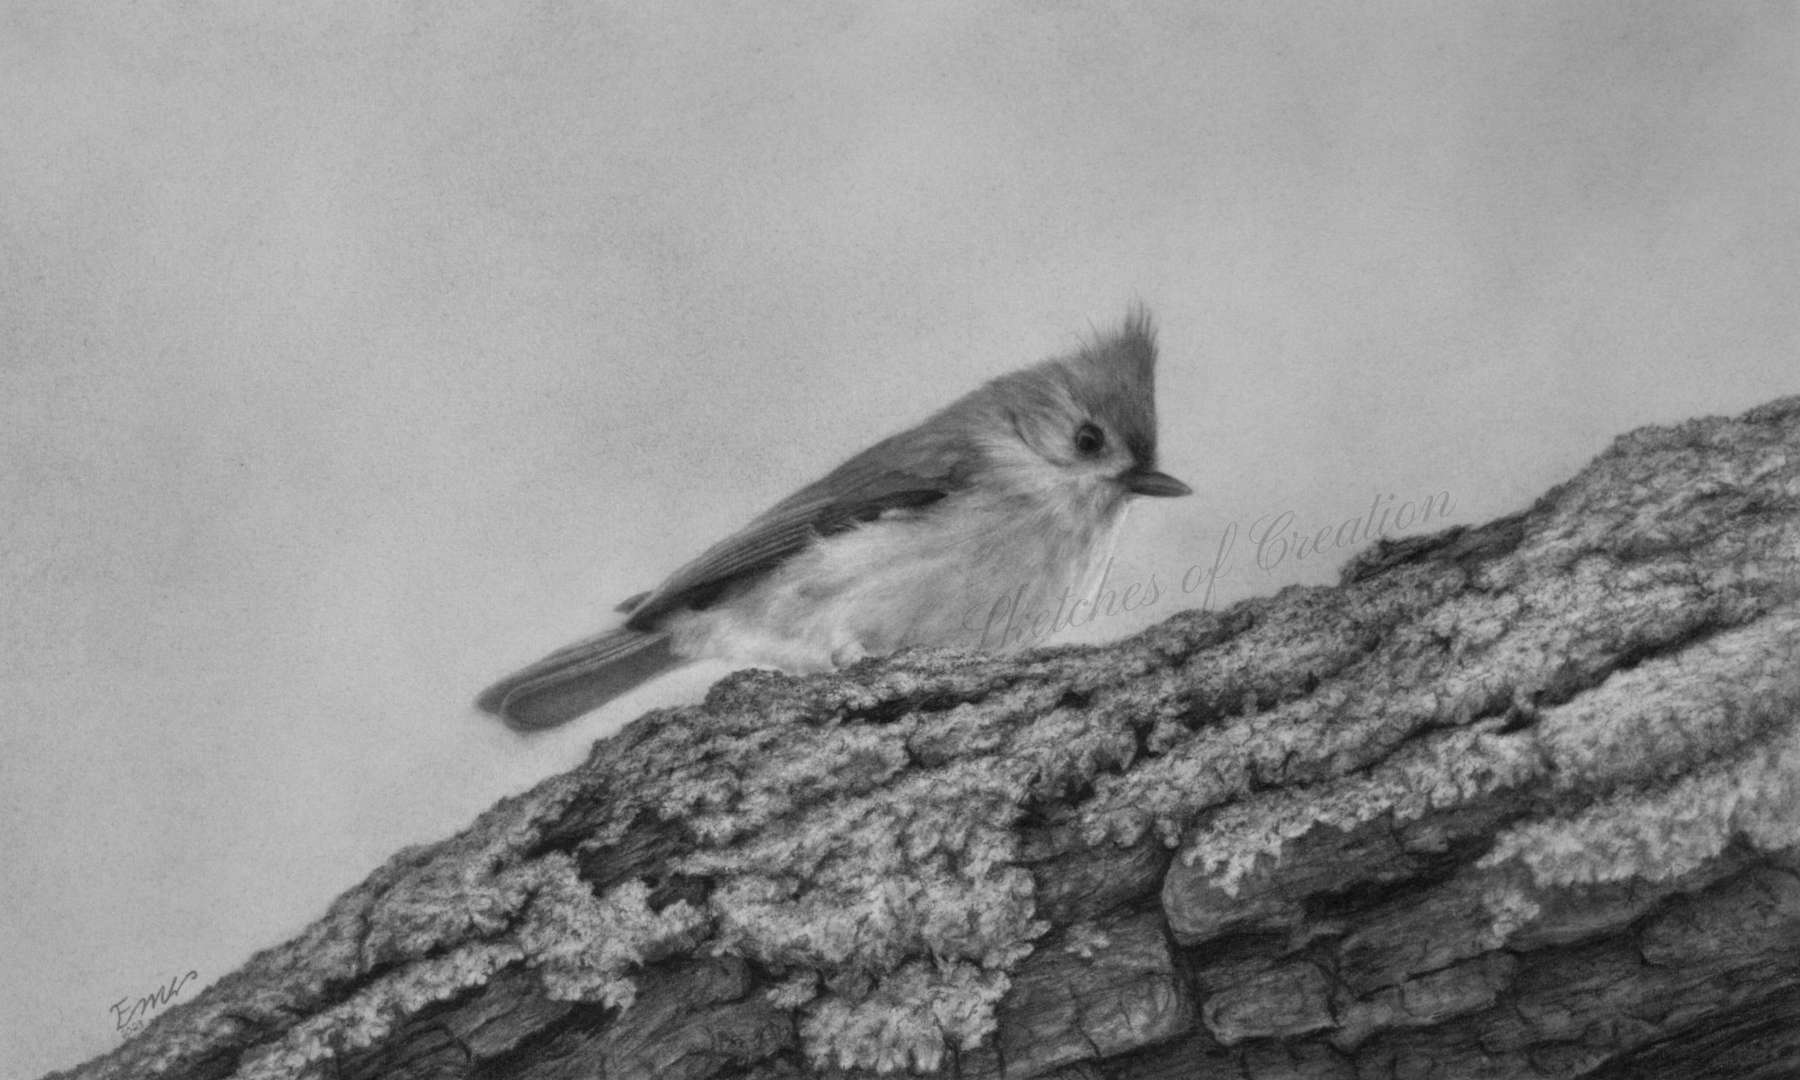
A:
<box><xmin>47</xmin><ymin>395</ymin><xmax>1800</xmax><ymax>1080</ymax></box>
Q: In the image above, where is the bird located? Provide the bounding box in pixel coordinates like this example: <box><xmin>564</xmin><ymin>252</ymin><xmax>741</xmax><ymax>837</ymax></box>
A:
<box><xmin>477</xmin><ymin>309</ymin><xmax>1191</xmax><ymax>729</ymax></box>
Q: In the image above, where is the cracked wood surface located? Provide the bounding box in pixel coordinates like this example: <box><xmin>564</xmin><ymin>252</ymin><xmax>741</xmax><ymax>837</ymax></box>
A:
<box><xmin>45</xmin><ymin>395</ymin><xmax>1800</xmax><ymax>1080</ymax></box>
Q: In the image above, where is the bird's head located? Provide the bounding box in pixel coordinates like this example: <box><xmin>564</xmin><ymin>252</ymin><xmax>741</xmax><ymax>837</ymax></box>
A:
<box><xmin>972</xmin><ymin>309</ymin><xmax>1191</xmax><ymax>509</ymax></box>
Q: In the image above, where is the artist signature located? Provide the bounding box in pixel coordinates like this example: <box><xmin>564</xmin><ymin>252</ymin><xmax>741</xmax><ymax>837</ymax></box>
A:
<box><xmin>112</xmin><ymin>969</ymin><xmax>199</xmax><ymax>1038</ymax></box>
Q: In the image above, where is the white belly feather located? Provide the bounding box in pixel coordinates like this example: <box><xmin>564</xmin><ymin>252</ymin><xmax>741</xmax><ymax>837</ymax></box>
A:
<box><xmin>666</xmin><ymin>481</ymin><xmax>1129</xmax><ymax>672</ymax></box>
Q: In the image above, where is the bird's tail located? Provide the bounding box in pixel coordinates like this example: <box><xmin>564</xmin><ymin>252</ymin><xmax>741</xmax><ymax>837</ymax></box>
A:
<box><xmin>476</xmin><ymin>628</ymin><xmax>681</xmax><ymax>730</ymax></box>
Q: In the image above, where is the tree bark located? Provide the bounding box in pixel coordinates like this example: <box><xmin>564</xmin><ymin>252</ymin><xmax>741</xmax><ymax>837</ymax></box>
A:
<box><xmin>49</xmin><ymin>395</ymin><xmax>1800</xmax><ymax>1080</ymax></box>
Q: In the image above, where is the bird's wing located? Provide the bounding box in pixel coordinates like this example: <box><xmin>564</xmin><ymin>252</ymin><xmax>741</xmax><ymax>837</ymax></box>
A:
<box><xmin>620</xmin><ymin>430</ymin><xmax>967</xmax><ymax>627</ymax></box>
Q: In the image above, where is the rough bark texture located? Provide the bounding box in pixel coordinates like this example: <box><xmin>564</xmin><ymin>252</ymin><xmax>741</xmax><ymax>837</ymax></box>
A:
<box><xmin>48</xmin><ymin>396</ymin><xmax>1800</xmax><ymax>1080</ymax></box>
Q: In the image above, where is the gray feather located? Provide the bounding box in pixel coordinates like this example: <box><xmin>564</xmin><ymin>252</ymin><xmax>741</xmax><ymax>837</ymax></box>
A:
<box><xmin>476</xmin><ymin>629</ymin><xmax>678</xmax><ymax>730</ymax></box>
<box><xmin>621</xmin><ymin>450</ymin><xmax>965</xmax><ymax>627</ymax></box>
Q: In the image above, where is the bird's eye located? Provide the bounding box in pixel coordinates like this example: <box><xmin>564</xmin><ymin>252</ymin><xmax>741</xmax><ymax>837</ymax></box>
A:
<box><xmin>1074</xmin><ymin>422</ymin><xmax>1106</xmax><ymax>456</ymax></box>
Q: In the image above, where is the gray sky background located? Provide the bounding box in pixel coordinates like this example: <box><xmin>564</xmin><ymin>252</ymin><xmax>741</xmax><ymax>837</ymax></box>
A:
<box><xmin>4</xmin><ymin>3</ymin><xmax>1796</xmax><ymax>1075</ymax></box>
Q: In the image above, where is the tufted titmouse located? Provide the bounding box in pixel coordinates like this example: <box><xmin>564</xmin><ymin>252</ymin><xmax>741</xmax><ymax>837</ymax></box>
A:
<box><xmin>478</xmin><ymin>310</ymin><xmax>1190</xmax><ymax>729</ymax></box>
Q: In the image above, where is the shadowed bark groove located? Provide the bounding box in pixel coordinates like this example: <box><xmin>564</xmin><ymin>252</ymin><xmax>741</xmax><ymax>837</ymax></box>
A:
<box><xmin>47</xmin><ymin>396</ymin><xmax>1800</xmax><ymax>1080</ymax></box>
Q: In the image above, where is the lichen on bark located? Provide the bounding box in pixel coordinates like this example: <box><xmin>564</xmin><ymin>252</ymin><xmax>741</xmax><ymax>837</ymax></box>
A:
<box><xmin>44</xmin><ymin>395</ymin><xmax>1800</xmax><ymax>1080</ymax></box>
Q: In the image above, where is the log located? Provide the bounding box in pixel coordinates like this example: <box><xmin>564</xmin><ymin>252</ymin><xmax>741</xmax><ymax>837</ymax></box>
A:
<box><xmin>47</xmin><ymin>395</ymin><xmax>1800</xmax><ymax>1080</ymax></box>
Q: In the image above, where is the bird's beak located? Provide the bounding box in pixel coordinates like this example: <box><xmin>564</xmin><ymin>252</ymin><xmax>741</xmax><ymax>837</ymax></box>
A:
<box><xmin>1122</xmin><ymin>466</ymin><xmax>1193</xmax><ymax>498</ymax></box>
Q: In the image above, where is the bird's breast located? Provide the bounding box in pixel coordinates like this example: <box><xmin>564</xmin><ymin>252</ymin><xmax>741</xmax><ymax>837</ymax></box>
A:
<box><xmin>667</xmin><ymin>483</ymin><xmax>1128</xmax><ymax>670</ymax></box>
